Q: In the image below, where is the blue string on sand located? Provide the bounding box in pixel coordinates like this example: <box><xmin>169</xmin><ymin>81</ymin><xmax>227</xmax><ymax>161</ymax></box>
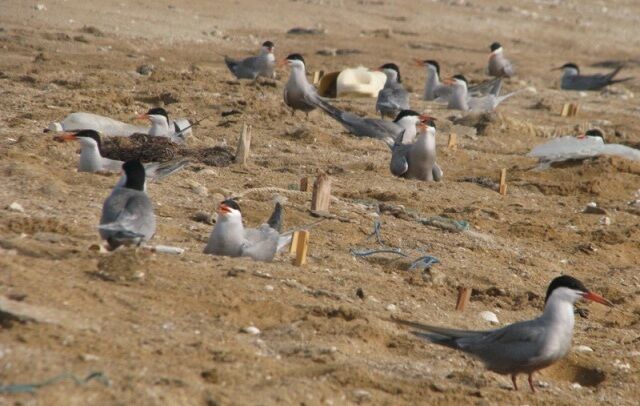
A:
<box><xmin>0</xmin><ymin>371</ymin><xmax>109</xmax><ymax>394</ymax></box>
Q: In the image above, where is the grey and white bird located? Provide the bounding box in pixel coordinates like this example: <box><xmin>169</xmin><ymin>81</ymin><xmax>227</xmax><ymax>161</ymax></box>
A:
<box><xmin>313</xmin><ymin>100</ymin><xmax>424</xmax><ymax>147</ymax></box>
<box><xmin>224</xmin><ymin>41</ymin><xmax>276</xmax><ymax>80</ymax></box>
<box><xmin>447</xmin><ymin>74</ymin><xmax>520</xmax><ymax>112</ymax></box>
<box><xmin>45</xmin><ymin>108</ymin><xmax>192</xmax><ymax>143</ymax></box>
<box><xmin>282</xmin><ymin>53</ymin><xmax>319</xmax><ymax>117</ymax></box>
<box><xmin>376</xmin><ymin>63</ymin><xmax>410</xmax><ymax>119</ymax></box>
<box><xmin>554</xmin><ymin>62</ymin><xmax>633</xmax><ymax>91</ymax></box>
<box><xmin>99</xmin><ymin>159</ymin><xmax>156</xmax><ymax>250</ymax></box>
<box><xmin>487</xmin><ymin>42</ymin><xmax>514</xmax><ymax>78</ymax></box>
<box><xmin>390</xmin><ymin>116</ymin><xmax>443</xmax><ymax>181</ymax></box>
<box><xmin>204</xmin><ymin>199</ymin><xmax>287</xmax><ymax>262</ymax></box>
<box><xmin>416</xmin><ymin>59</ymin><xmax>502</xmax><ymax>102</ymax></box>
<box><xmin>54</xmin><ymin>130</ymin><xmax>189</xmax><ymax>183</ymax></box>
<box><xmin>392</xmin><ymin>275</ymin><xmax>613</xmax><ymax>392</ymax></box>
<box><xmin>529</xmin><ymin>128</ymin><xmax>640</xmax><ymax>168</ymax></box>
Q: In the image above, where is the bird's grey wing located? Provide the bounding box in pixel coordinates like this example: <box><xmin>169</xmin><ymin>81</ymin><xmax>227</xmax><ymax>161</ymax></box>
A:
<box><xmin>468</xmin><ymin>96</ymin><xmax>497</xmax><ymax>112</ymax></box>
<box><xmin>469</xmin><ymin>78</ymin><xmax>503</xmax><ymax>97</ymax></box>
<box><xmin>100</xmin><ymin>193</ymin><xmax>155</xmax><ymax>244</ymax></box>
<box><xmin>432</xmin><ymin>163</ymin><xmax>444</xmax><ymax>181</ymax></box>
<box><xmin>390</xmin><ymin>145</ymin><xmax>410</xmax><ymax>177</ymax></box>
<box><xmin>225</xmin><ymin>55</ymin><xmax>260</xmax><ymax>79</ymax></box>
<box><xmin>143</xmin><ymin>158</ymin><xmax>189</xmax><ymax>182</ymax></box>
<box><xmin>433</xmin><ymin>84</ymin><xmax>453</xmax><ymax>102</ymax></box>
<box><xmin>101</xmin><ymin>157</ymin><xmax>124</xmax><ymax>172</ymax></box>
<box><xmin>503</xmin><ymin>59</ymin><xmax>514</xmax><ymax>77</ymax></box>
<box><xmin>241</xmin><ymin>225</ymin><xmax>279</xmax><ymax>262</ymax></box>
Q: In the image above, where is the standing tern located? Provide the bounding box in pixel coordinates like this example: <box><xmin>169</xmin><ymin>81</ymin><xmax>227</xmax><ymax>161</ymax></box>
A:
<box><xmin>487</xmin><ymin>42</ymin><xmax>514</xmax><ymax>78</ymax></box>
<box><xmin>204</xmin><ymin>200</ymin><xmax>289</xmax><ymax>262</ymax></box>
<box><xmin>392</xmin><ymin>275</ymin><xmax>613</xmax><ymax>392</ymax></box>
<box><xmin>54</xmin><ymin>130</ymin><xmax>189</xmax><ymax>183</ymax></box>
<box><xmin>135</xmin><ymin>107</ymin><xmax>192</xmax><ymax>144</ymax></box>
<box><xmin>447</xmin><ymin>74</ymin><xmax>520</xmax><ymax>112</ymax></box>
<box><xmin>224</xmin><ymin>41</ymin><xmax>276</xmax><ymax>80</ymax></box>
<box><xmin>554</xmin><ymin>63</ymin><xmax>632</xmax><ymax>91</ymax></box>
<box><xmin>390</xmin><ymin>116</ymin><xmax>443</xmax><ymax>181</ymax></box>
<box><xmin>528</xmin><ymin>128</ymin><xmax>640</xmax><ymax>168</ymax></box>
<box><xmin>375</xmin><ymin>63</ymin><xmax>410</xmax><ymax>119</ymax></box>
<box><xmin>99</xmin><ymin>159</ymin><xmax>156</xmax><ymax>250</ymax></box>
<box><xmin>416</xmin><ymin>59</ymin><xmax>502</xmax><ymax>102</ymax></box>
<box><xmin>282</xmin><ymin>53</ymin><xmax>319</xmax><ymax>117</ymax></box>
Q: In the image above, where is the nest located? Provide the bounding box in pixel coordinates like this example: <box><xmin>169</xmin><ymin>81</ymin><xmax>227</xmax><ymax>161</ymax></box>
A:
<box><xmin>101</xmin><ymin>134</ymin><xmax>235</xmax><ymax>167</ymax></box>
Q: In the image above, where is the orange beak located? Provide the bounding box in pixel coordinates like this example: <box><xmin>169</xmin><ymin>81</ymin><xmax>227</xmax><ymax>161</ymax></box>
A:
<box><xmin>136</xmin><ymin>114</ymin><xmax>149</xmax><ymax>120</ymax></box>
<box><xmin>582</xmin><ymin>291</ymin><xmax>614</xmax><ymax>307</ymax></box>
<box><xmin>277</xmin><ymin>59</ymin><xmax>289</xmax><ymax>68</ymax></box>
<box><xmin>442</xmin><ymin>77</ymin><xmax>455</xmax><ymax>85</ymax></box>
<box><xmin>217</xmin><ymin>203</ymin><xmax>231</xmax><ymax>215</ymax></box>
<box><xmin>413</xmin><ymin>58</ymin><xmax>425</xmax><ymax>67</ymax></box>
<box><xmin>53</xmin><ymin>132</ymin><xmax>77</xmax><ymax>142</ymax></box>
<box><xmin>576</xmin><ymin>133</ymin><xmax>586</xmax><ymax>140</ymax></box>
<box><xmin>419</xmin><ymin>114</ymin><xmax>435</xmax><ymax>123</ymax></box>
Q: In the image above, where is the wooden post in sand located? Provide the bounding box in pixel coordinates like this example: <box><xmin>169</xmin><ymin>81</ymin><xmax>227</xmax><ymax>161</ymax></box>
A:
<box><xmin>447</xmin><ymin>133</ymin><xmax>457</xmax><ymax>150</ymax></box>
<box><xmin>312</xmin><ymin>70</ymin><xmax>324</xmax><ymax>86</ymax></box>
<box><xmin>300</xmin><ymin>177</ymin><xmax>310</xmax><ymax>192</ymax></box>
<box><xmin>456</xmin><ymin>287</ymin><xmax>472</xmax><ymax>311</ymax></box>
<box><xmin>499</xmin><ymin>168</ymin><xmax>507</xmax><ymax>195</ymax></box>
<box><xmin>561</xmin><ymin>103</ymin><xmax>579</xmax><ymax>117</ymax></box>
<box><xmin>289</xmin><ymin>231</ymin><xmax>300</xmax><ymax>254</ymax></box>
<box><xmin>311</xmin><ymin>173</ymin><xmax>331</xmax><ymax>213</ymax></box>
<box><xmin>235</xmin><ymin>123</ymin><xmax>251</xmax><ymax>165</ymax></box>
<box><xmin>293</xmin><ymin>230</ymin><xmax>310</xmax><ymax>266</ymax></box>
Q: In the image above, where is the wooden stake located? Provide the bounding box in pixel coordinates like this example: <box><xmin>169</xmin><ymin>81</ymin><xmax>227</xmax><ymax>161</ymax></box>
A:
<box><xmin>447</xmin><ymin>133</ymin><xmax>457</xmax><ymax>150</ymax></box>
<box><xmin>455</xmin><ymin>287</ymin><xmax>472</xmax><ymax>311</ymax></box>
<box><xmin>311</xmin><ymin>173</ymin><xmax>331</xmax><ymax>212</ymax></box>
<box><xmin>235</xmin><ymin>123</ymin><xmax>251</xmax><ymax>165</ymax></box>
<box><xmin>313</xmin><ymin>70</ymin><xmax>324</xmax><ymax>85</ymax></box>
<box><xmin>293</xmin><ymin>230</ymin><xmax>309</xmax><ymax>266</ymax></box>
<box><xmin>561</xmin><ymin>103</ymin><xmax>579</xmax><ymax>117</ymax></box>
<box><xmin>300</xmin><ymin>177</ymin><xmax>310</xmax><ymax>192</ymax></box>
<box><xmin>289</xmin><ymin>231</ymin><xmax>300</xmax><ymax>255</ymax></box>
<box><xmin>499</xmin><ymin>168</ymin><xmax>507</xmax><ymax>195</ymax></box>
<box><xmin>570</xmin><ymin>103</ymin><xmax>579</xmax><ymax>116</ymax></box>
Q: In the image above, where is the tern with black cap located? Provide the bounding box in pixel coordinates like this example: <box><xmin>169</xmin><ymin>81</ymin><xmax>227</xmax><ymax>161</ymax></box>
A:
<box><xmin>554</xmin><ymin>62</ymin><xmax>633</xmax><ymax>91</ymax></box>
<box><xmin>99</xmin><ymin>159</ymin><xmax>156</xmax><ymax>250</ymax></box>
<box><xmin>389</xmin><ymin>115</ymin><xmax>443</xmax><ymax>181</ymax></box>
<box><xmin>224</xmin><ymin>40</ymin><xmax>276</xmax><ymax>80</ymax></box>
<box><xmin>282</xmin><ymin>53</ymin><xmax>319</xmax><ymax>117</ymax></box>
<box><xmin>416</xmin><ymin>59</ymin><xmax>503</xmax><ymax>102</ymax></box>
<box><xmin>487</xmin><ymin>42</ymin><xmax>514</xmax><ymax>78</ymax></box>
<box><xmin>392</xmin><ymin>275</ymin><xmax>613</xmax><ymax>392</ymax></box>
<box><xmin>446</xmin><ymin>74</ymin><xmax>521</xmax><ymax>112</ymax></box>
<box><xmin>375</xmin><ymin>63</ymin><xmax>410</xmax><ymax>119</ymax></box>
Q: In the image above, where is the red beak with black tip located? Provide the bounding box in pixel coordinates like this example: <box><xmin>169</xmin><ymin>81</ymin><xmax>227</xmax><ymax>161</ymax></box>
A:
<box><xmin>582</xmin><ymin>291</ymin><xmax>614</xmax><ymax>307</ymax></box>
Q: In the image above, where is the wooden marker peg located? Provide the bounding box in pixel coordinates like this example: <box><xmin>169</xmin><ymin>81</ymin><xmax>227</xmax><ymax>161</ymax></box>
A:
<box><xmin>561</xmin><ymin>103</ymin><xmax>579</xmax><ymax>117</ymax></box>
<box><xmin>313</xmin><ymin>71</ymin><xmax>322</xmax><ymax>85</ymax></box>
<box><xmin>560</xmin><ymin>103</ymin><xmax>570</xmax><ymax>117</ymax></box>
<box><xmin>289</xmin><ymin>231</ymin><xmax>300</xmax><ymax>255</ymax></box>
<box><xmin>311</xmin><ymin>173</ymin><xmax>331</xmax><ymax>212</ymax></box>
<box><xmin>447</xmin><ymin>133</ymin><xmax>457</xmax><ymax>150</ymax></box>
<box><xmin>499</xmin><ymin>168</ymin><xmax>507</xmax><ymax>195</ymax></box>
<box><xmin>300</xmin><ymin>177</ymin><xmax>310</xmax><ymax>192</ymax></box>
<box><xmin>235</xmin><ymin>123</ymin><xmax>251</xmax><ymax>165</ymax></box>
<box><xmin>569</xmin><ymin>103</ymin><xmax>579</xmax><ymax>116</ymax></box>
<box><xmin>455</xmin><ymin>287</ymin><xmax>472</xmax><ymax>311</ymax></box>
<box><xmin>293</xmin><ymin>230</ymin><xmax>309</xmax><ymax>266</ymax></box>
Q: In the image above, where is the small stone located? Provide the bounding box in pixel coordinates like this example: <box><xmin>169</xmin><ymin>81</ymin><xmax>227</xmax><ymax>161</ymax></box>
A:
<box><xmin>190</xmin><ymin>183</ymin><xmax>209</xmax><ymax>197</ymax></box>
<box><xmin>136</xmin><ymin>64</ymin><xmax>155</xmax><ymax>75</ymax></box>
<box><xmin>193</xmin><ymin>211</ymin><xmax>213</xmax><ymax>224</ymax></box>
<box><xmin>80</xmin><ymin>353</ymin><xmax>100</xmax><ymax>362</ymax></box>
<box><xmin>7</xmin><ymin>202</ymin><xmax>24</xmax><ymax>213</ymax></box>
<box><xmin>599</xmin><ymin>216</ymin><xmax>611</xmax><ymax>226</ymax></box>
<box><xmin>479</xmin><ymin>311</ymin><xmax>499</xmax><ymax>324</ymax></box>
<box><xmin>574</xmin><ymin>345</ymin><xmax>594</xmax><ymax>353</ymax></box>
<box><xmin>352</xmin><ymin>389</ymin><xmax>371</xmax><ymax>402</ymax></box>
<box><xmin>385</xmin><ymin>304</ymin><xmax>397</xmax><ymax>312</ymax></box>
<box><xmin>264</xmin><ymin>285</ymin><xmax>274</xmax><ymax>291</ymax></box>
<box><xmin>241</xmin><ymin>326</ymin><xmax>260</xmax><ymax>335</ymax></box>
<box><xmin>34</xmin><ymin>4</ymin><xmax>46</xmax><ymax>11</ymax></box>
<box><xmin>570</xmin><ymin>382</ymin><xmax>582</xmax><ymax>390</ymax></box>
<box><xmin>612</xmin><ymin>359</ymin><xmax>631</xmax><ymax>371</ymax></box>
<box><xmin>583</xmin><ymin>202</ymin><xmax>607</xmax><ymax>214</ymax></box>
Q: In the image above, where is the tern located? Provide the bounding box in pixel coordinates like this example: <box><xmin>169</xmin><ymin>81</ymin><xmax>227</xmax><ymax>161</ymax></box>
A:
<box><xmin>375</xmin><ymin>63</ymin><xmax>410</xmax><ymax>119</ymax></box>
<box><xmin>554</xmin><ymin>63</ymin><xmax>633</xmax><ymax>91</ymax></box>
<box><xmin>54</xmin><ymin>130</ymin><xmax>189</xmax><ymax>184</ymax></box>
<box><xmin>46</xmin><ymin>109</ymin><xmax>192</xmax><ymax>143</ymax></box>
<box><xmin>99</xmin><ymin>159</ymin><xmax>156</xmax><ymax>250</ymax></box>
<box><xmin>487</xmin><ymin>42</ymin><xmax>514</xmax><ymax>78</ymax></box>
<box><xmin>390</xmin><ymin>116</ymin><xmax>443</xmax><ymax>181</ymax></box>
<box><xmin>416</xmin><ymin>59</ymin><xmax>502</xmax><ymax>102</ymax></box>
<box><xmin>313</xmin><ymin>100</ymin><xmax>424</xmax><ymax>147</ymax></box>
<box><xmin>392</xmin><ymin>275</ymin><xmax>613</xmax><ymax>392</ymax></box>
<box><xmin>224</xmin><ymin>41</ymin><xmax>276</xmax><ymax>80</ymax></box>
<box><xmin>282</xmin><ymin>54</ymin><xmax>319</xmax><ymax>117</ymax></box>
<box><xmin>528</xmin><ymin>128</ymin><xmax>640</xmax><ymax>168</ymax></box>
<box><xmin>204</xmin><ymin>199</ymin><xmax>289</xmax><ymax>262</ymax></box>
<box><xmin>447</xmin><ymin>74</ymin><xmax>520</xmax><ymax>112</ymax></box>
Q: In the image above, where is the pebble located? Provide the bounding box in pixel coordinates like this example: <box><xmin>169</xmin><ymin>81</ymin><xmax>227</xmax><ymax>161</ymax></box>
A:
<box><xmin>80</xmin><ymin>353</ymin><xmax>100</xmax><ymax>362</ymax></box>
<box><xmin>352</xmin><ymin>389</ymin><xmax>371</xmax><ymax>401</ymax></box>
<box><xmin>136</xmin><ymin>64</ymin><xmax>155</xmax><ymax>75</ymax></box>
<box><xmin>574</xmin><ymin>345</ymin><xmax>594</xmax><ymax>353</ymax></box>
<box><xmin>190</xmin><ymin>183</ymin><xmax>209</xmax><ymax>197</ymax></box>
<box><xmin>612</xmin><ymin>359</ymin><xmax>631</xmax><ymax>371</ymax></box>
<box><xmin>264</xmin><ymin>285</ymin><xmax>274</xmax><ymax>291</ymax></box>
<box><xmin>385</xmin><ymin>304</ymin><xmax>397</xmax><ymax>312</ymax></box>
<box><xmin>7</xmin><ymin>202</ymin><xmax>24</xmax><ymax>213</ymax></box>
<box><xmin>479</xmin><ymin>311</ymin><xmax>500</xmax><ymax>324</ymax></box>
<box><xmin>241</xmin><ymin>326</ymin><xmax>261</xmax><ymax>335</ymax></box>
<box><xmin>599</xmin><ymin>216</ymin><xmax>611</xmax><ymax>226</ymax></box>
<box><xmin>584</xmin><ymin>202</ymin><xmax>607</xmax><ymax>214</ymax></box>
<box><xmin>571</xmin><ymin>382</ymin><xmax>583</xmax><ymax>390</ymax></box>
<box><xmin>34</xmin><ymin>4</ymin><xmax>46</xmax><ymax>11</ymax></box>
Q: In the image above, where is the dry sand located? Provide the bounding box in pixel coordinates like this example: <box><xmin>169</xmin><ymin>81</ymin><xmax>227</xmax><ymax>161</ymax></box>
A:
<box><xmin>1</xmin><ymin>0</ymin><xmax>640</xmax><ymax>404</ymax></box>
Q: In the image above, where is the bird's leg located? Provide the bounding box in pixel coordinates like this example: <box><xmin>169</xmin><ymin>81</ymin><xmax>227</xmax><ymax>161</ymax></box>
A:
<box><xmin>528</xmin><ymin>373</ymin><xmax>536</xmax><ymax>393</ymax></box>
<box><xmin>511</xmin><ymin>374</ymin><xmax>518</xmax><ymax>391</ymax></box>
<box><xmin>290</xmin><ymin>109</ymin><xmax>295</xmax><ymax>117</ymax></box>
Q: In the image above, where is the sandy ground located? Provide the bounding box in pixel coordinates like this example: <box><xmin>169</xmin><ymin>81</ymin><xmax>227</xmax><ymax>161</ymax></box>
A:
<box><xmin>1</xmin><ymin>0</ymin><xmax>640</xmax><ymax>404</ymax></box>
